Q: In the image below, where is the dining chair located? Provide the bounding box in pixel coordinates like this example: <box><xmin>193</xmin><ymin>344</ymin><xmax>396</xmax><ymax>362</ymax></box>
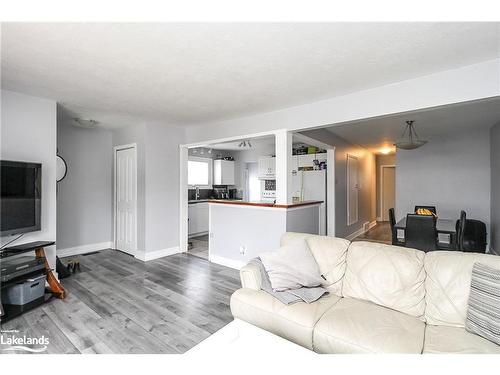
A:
<box><xmin>389</xmin><ymin>208</ymin><xmax>405</xmax><ymax>246</ymax></box>
<box><xmin>414</xmin><ymin>205</ymin><xmax>437</xmax><ymax>215</ymax></box>
<box><xmin>461</xmin><ymin>219</ymin><xmax>487</xmax><ymax>253</ymax></box>
<box><xmin>454</xmin><ymin>210</ymin><xmax>467</xmax><ymax>250</ymax></box>
<box><xmin>405</xmin><ymin>214</ymin><xmax>438</xmax><ymax>252</ymax></box>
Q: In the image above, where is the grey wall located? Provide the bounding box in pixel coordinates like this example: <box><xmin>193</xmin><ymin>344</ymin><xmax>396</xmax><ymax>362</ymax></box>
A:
<box><xmin>111</xmin><ymin>123</ymin><xmax>185</xmax><ymax>255</ymax></box>
<box><xmin>396</xmin><ymin>128</ymin><xmax>491</xmax><ymax>234</ymax></box>
<box><xmin>490</xmin><ymin>122</ymin><xmax>500</xmax><ymax>255</ymax></box>
<box><xmin>0</xmin><ymin>90</ymin><xmax>57</xmax><ymax>271</ymax></box>
<box><xmin>56</xmin><ymin>120</ymin><xmax>113</xmax><ymax>249</ymax></box>
<box><xmin>144</xmin><ymin>123</ymin><xmax>185</xmax><ymax>252</ymax></box>
<box><xmin>376</xmin><ymin>154</ymin><xmax>396</xmax><ymax>219</ymax></box>
<box><xmin>300</xmin><ymin>129</ymin><xmax>376</xmax><ymax>238</ymax></box>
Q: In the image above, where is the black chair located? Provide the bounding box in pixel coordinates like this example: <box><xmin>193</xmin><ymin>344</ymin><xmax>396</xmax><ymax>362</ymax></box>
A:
<box><xmin>405</xmin><ymin>214</ymin><xmax>438</xmax><ymax>252</ymax></box>
<box><xmin>414</xmin><ymin>205</ymin><xmax>437</xmax><ymax>215</ymax></box>
<box><xmin>461</xmin><ymin>219</ymin><xmax>487</xmax><ymax>253</ymax></box>
<box><xmin>389</xmin><ymin>208</ymin><xmax>405</xmax><ymax>246</ymax></box>
<box><xmin>454</xmin><ymin>210</ymin><xmax>467</xmax><ymax>250</ymax></box>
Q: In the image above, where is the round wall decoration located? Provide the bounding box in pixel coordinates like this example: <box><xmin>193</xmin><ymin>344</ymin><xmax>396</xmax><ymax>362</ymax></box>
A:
<box><xmin>56</xmin><ymin>155</ymin><xmax>68</xmax><ymax>182</ymax></box>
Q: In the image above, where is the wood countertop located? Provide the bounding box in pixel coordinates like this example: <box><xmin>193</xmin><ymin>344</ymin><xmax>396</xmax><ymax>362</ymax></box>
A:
<box><xmin>207</xmin><ymin>200</ymin><xmax>323</xmax><ymax>209</ymax></box>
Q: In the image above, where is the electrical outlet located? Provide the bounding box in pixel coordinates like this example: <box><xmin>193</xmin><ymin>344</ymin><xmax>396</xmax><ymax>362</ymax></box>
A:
<box><xmin>239</xmin><ymin>245</ymin><xmax>246</xmax><ymax>255</ymax></box>
<box><xmin>210</xmin><ymin>232</ymin><xmax>215</xmax><ymax>238</ymax></box>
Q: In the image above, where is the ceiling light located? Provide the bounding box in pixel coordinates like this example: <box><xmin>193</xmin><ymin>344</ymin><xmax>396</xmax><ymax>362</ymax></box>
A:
<box><xmin>73</xmin><ymin>118</ymin><xmax>98</xmax><ymax>128</ymax></box>
<box><xmin>379</xmin><ymin>147</ymin><xmax>393</xmax><ymax>155</ymax></box>
<box><xmin>394</xmin><ymin>120</ymin><xmax>427</xmax><ymax>150</ymax></box>
<box><xmin>238</xmin><ymin>140</ymin><xmax>252</xmax><ymax>148</ymax></box>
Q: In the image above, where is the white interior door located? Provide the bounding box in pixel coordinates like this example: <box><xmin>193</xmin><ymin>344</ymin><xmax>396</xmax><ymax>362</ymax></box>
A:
<box><xmin>381</xmin><ymin>166</ymin><xmax>396</xmax><ymax>221</ymax></box>
<box><xmin>347</xmin><ymin>154</ymin><xmax>359</xmax><ymax>226</ymax></box>
<box><xmin>115</xmin><ymin>146</ymin><xmax>137</xmax><ymax>255</ymax></box>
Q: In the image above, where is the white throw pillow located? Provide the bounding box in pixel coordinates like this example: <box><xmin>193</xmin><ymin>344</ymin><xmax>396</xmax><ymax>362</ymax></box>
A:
<box><xmin>259</xmin><ymin>241</ymin><xmax>324</xmax><ymax>292</ymax></box>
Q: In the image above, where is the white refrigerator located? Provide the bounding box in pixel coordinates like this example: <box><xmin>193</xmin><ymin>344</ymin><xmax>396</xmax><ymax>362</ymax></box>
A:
<box><xmin>291</xmin><ymin>169</ymin><xmax>327</xmax><ymax>235</ymax></box>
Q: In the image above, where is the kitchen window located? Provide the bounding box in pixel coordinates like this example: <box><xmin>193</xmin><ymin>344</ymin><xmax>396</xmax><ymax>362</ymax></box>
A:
<box><xmin>188</xmin><ymin>156</ymin><xmax>213</xmax><ymax>188</ymax></box>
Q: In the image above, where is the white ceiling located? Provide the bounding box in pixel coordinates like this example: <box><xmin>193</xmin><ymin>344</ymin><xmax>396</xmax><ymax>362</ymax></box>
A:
<box><xmin>324</xmin><ymin>97</ymin><xmax>500</xmax><ymax>153</ymax></box>
<box><xmin>2</xmin><ymin>23</ymin><xmax>499</xmax><ymax>128</ymax></box>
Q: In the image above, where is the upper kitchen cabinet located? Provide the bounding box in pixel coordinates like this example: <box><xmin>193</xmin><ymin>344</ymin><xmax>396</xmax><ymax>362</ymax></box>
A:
<box><xmin>213</xmin><ymin>159</ymin><xmax>235</xmax><ymax>185</ymax></box>
<box><xmin>258</xmin><ymin>156</ymin><xmax>276</xmax><ymax>179</ymax></box>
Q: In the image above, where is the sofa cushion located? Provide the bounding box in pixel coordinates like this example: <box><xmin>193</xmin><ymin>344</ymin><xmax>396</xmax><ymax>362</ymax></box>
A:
<box><xmin>280</xmin><ymin>232</ymin><xmax>314</xmax><ymax>247</ymax></box>
<box><xmin>424</xmin><ymin>251</ymin><xmax>500</xmax><ymax>327</ymax></box>
<box><xmin>230</xmin><ymin>288</ymin><xmax>340</xmax><ymax>350</ymax></box>
<box><xmin>280</xmin><ymin>232</ymin><xmax>350</xmax><ymax>295</ymax></box>
<box><xmin>305</xmin><ymin>236</ymin><xmax>350</xmax><ymax>295</ymax></box>
<box><xmin>342</xmin><ymin>241</ymin><xmax>426</xmax><ymax>318</ymax></box>
<box><xmin>465</xmin><ymin>262</ymin><xmax>500</xmax><ymax>345</ymax></box>
<box><xmin>313</xmin><ymin>297</ymin><xmax>425</xmax><ymax>353</ymax></box>
<box><xmin>423</xmin><ymin>325</ymin><xmax>500</xmax><ymax>354</ymax></box>
<box><xmin>259</xmin><ymin>242</ymin><xmax>324</xmax><ymax>291</ymax></box>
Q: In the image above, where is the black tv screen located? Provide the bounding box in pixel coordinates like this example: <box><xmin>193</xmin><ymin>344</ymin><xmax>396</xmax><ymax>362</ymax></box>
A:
<box><xmin>0</xmin><ymin>160</ymin><xmax>41</xmax><ymax>236</ymax></box>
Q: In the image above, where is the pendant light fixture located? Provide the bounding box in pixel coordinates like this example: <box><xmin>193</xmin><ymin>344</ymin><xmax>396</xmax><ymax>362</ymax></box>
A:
<box><xmin>394</xmin><ymin>120</ymin><xmax>428</xmax><ymax>150</ymax></box>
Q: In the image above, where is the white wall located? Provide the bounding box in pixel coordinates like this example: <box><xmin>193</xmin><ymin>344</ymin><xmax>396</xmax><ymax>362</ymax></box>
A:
<box><xmin>396</xmin><ymin>128</ymin><xmax>491</xmax><ymax>234</ymax></box>
<box><xmin>56</xmin><ymin>119</ymin><xmax>113</xmax><ymax>252</ymax></box>
<box><xmin>1</xmin><ymin>90</ymin><xmax>57</xmax><ymax>271</ymax></box>
<box><xmin>490</xmin><ymin>121</ymin><xmax>500</xmax><ymax>254</ymax></box>
<box><xmin>300</xmin><ymin>129</ymin><xmax>376</xmax><ymax>239</ymax></box>
<box><xmin>185</xmin><ymin>60</ymin><xmax>500</xmax><ymax>144</ymax></box>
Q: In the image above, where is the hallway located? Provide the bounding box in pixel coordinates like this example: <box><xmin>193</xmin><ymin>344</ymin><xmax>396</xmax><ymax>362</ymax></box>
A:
<box><xmin>354</xmin><ymin>222</ymin><xmax>391</xmax><ymax>245</ymax></box>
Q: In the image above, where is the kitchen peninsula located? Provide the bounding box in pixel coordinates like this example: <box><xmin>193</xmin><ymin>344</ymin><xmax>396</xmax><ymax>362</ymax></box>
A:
<box><xmin>208</xmin><ymin>200</ymin><xmax>323</xmax><ymax>269</ymax></box>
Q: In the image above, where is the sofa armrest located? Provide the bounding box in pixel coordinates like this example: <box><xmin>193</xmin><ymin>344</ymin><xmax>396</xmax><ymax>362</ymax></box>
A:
<box><xmin>240</xmin><ymin>263</ymin><xmax>262</xmax><ymax>290</ymax></box>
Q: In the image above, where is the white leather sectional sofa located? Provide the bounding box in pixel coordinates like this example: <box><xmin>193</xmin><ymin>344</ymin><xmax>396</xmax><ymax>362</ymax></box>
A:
<box><xmin>230</xmin><ymin>232</ymin><xmax>500</xmax><ymax>354</ymax></box>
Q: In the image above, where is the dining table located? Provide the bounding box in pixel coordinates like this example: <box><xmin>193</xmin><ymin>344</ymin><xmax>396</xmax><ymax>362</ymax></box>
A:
<box><xmin>394</xmin><ymin>217</ymin><xmax>457</xmax><ymax>248</ymax></box>
<box><xmin>394</xmin><ymin>217</ymin><xmax>457</xmax><ymax>235</ymax></box>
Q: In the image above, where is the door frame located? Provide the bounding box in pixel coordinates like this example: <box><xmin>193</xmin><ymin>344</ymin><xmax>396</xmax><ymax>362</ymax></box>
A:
<box><xmin>380</xmin><ymin>164</ymin><xmax>396</xmax><ymax>222</ymax></box>
<box><xmin>346</xmin><ymin>154</ymin><xmax>359</xmax><ymax>226</ymax></box>
<box><xmin>113</xmin><ymin>143</ymin><xmax>138</xmax><ymax>254</ymax></box>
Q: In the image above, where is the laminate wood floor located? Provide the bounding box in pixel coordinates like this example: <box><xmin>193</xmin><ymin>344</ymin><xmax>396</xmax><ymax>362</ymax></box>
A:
<box><xmin>353</xmin><ymin>222</ymin><xmax>392</xmax><ymax>245</ymax></box>
<box><xmin>0</xmin><ymin>250</ymin><xmax>241</xmax><ymax>354</ymax></box>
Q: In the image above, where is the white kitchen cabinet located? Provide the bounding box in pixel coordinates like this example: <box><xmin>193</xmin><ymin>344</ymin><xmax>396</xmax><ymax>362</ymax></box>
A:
<box><xmin>188</xmin><ymin>202</ymin><xmax>209</xmax><ymax>236</ymax></box>
<box><xmin>213</xmin><ymin>160</ymin><xmax>235</xmax><ymax>185</ymax></box>
<box><xmin>258</xmin><ymin>156</ymin><xmax>276</xmax><ymax>179</ymax></box>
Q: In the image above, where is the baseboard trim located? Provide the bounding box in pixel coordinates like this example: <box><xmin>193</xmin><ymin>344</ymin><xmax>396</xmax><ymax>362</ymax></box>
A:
<box><xmin>135</xmin><ymin>246</ymin><xmax>181</xmax><ymax>262</ymax></box>
<box><xmin>57</xmin><ymin>241</ymin><xmax>113</xmax><ymax>258</ymax></box>
<box><xmin>209</xmin><ymin>254</ymin><xmax>246</xmax><ymax>270</ymax></box>
<box><xmin>345</xmin><ymin>227</ymin><xmax>366</xmax><ymax>241</ymax></box>
<box><xmin>345</xmin><ymin>220</ymin><xmax>378</xmax><ymax>241</ymax></box>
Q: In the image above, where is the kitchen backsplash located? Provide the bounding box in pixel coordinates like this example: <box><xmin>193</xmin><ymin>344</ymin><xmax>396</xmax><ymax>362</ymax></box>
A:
<box><xmin>188</xmin><ymin>188</ymin><xmax>240</xmax><ymax>200</ymax></box>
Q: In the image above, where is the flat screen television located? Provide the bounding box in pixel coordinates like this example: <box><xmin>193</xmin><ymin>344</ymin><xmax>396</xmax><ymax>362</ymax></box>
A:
<box><xmin>0</xmin><ymin>160</ymin><xmax>42</xmax><ymax>236</ymax></box>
